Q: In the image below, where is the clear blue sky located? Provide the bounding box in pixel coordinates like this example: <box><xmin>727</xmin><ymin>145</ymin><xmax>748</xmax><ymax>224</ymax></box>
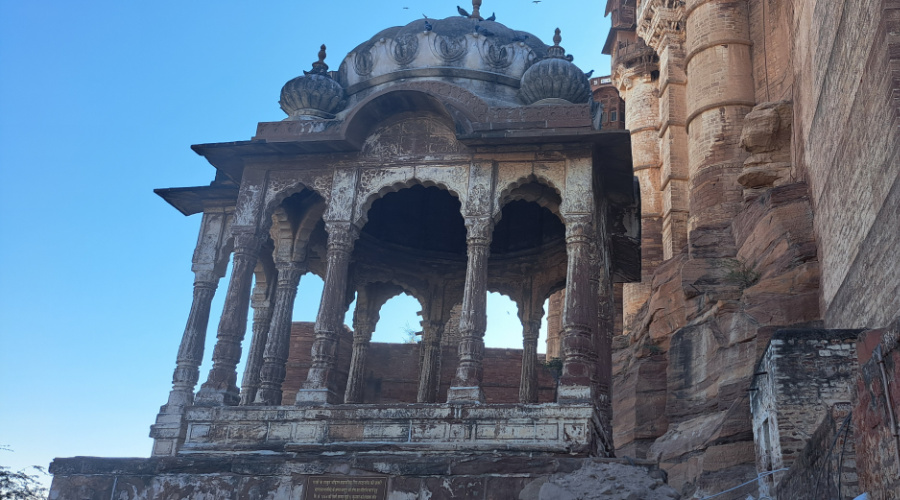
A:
<box><xmin>0</xmin><ymin>0</ymin><xmax>611</xmax><ymax>482</ymax></box>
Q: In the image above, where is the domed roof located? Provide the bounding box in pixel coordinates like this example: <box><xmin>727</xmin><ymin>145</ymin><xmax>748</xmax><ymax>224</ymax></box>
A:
<box><xmin>519</xmin><ymin>29</ymin><xmax>591</xmax><ymax>105</ymax></box>
<box><xmin>336</xmin><ymin>6</ymin><xmax>554</xmax><ymax>106</ymax></box>
<box><xmin>279</xmin><ymin>45</ymin><xmax>346</xmax><ymax>120</ymax></box>
<box><xmin>276</xmin><ymin>1</ymin><xmax>594</xmax><ymax>119</ymax></box>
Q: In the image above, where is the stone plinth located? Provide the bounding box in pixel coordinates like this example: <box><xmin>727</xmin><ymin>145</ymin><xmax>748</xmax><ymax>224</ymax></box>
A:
<box><xmin>177</xmin><ymin>403</ymin><xmax>604</xmax><ymax>456</ymax></box>
<box><xmin>49</xmin><ymin>454</ymin><xmax>678</xmax><ymax>500</ymax></box>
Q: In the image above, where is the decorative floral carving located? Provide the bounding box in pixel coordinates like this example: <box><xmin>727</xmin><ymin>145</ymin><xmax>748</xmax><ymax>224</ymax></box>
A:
<box><xmin>434</xmin><ymin>34</ymin><xmax>467</xmax><ymax>62</ymax></box>
<box><xmin>353</xmin><ymin>48</ymin><xmax>374</xmax><ymax>76</ymax></box>
<box><xmin>391</xmin><ymin>33</ymin><xmax>419</xmax><ymax>65</ymax></box>
<box><xmin>480</xmin><ymin>38</ymin><xmax>512</xmax><ymax>69</ymax></box>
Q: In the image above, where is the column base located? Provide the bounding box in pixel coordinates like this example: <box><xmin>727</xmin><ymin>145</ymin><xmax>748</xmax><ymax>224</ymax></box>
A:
<box><xmin>194</xmin><ymin>386</ymin><xmax>240</xmax><ymax>406</ymax></box>
<box><xmin>149</xmin><ymin>404</ymin><xmax>189</xmax><ymax>457</ymax></box>
<box><xmin>556</xmin><ymin>384</ymin><xmax>594</xmax><ymax>403</ymax></box>
<box><xmin>294</xmin><ymin>388</ymin><xmax>341</xmax><ymax>405</ymax></box>
<box><xmin>446</xmin><ymin>386</ymin><xmax>485</xmax><ymax>404</ymax></box>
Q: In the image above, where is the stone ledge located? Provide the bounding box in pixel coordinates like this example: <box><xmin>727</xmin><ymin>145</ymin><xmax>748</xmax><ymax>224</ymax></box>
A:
<box><xmin>174</xmin><ymin>403</ymin><xmax>602</xmax><ymax>456</ymax></box>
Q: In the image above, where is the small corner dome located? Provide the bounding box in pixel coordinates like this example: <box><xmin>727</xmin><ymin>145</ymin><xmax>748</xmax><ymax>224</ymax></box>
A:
<box><xmin>279</xmin><ymin>45</ymin><xmax>346</xmax><ymax>120</ymax></box>
<box><xmin>519</xmin><ymin>28</ymin><xmax>590</xmax><ymax>105</ymax></box>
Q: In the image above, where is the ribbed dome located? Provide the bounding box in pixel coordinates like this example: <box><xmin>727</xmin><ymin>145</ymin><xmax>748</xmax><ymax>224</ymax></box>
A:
<box><xmin>279</xmin><ymin>45</ymin><xmax>346</xmax><ymax>120</ymax></box>
<box><xmin>518</xmin><ymin>29</ymin><xmax>590</xmax><ymax>105</ymax></box>
<box><xmin>336</xmin><ymin>8</ymin><xmax>552</xmax><ymax>103</ymax></box>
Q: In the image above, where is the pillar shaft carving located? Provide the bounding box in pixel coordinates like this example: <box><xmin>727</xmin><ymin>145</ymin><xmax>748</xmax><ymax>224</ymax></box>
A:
<box><xmin>559</xmin><ymin>214</ymin><xmax>596</xmax><ymax>402</ymax></box>
<box><xmin>297</xmin><ymin>221</ymin><xmax>359</xmax><ymax>404</ymax></box>
<box><xmin>344</xmin><ymin>311</ymin><xmax>376</xmax><ymax>404</ymax></box>
<box><xmin>519</xmin><ymin>319</ymin><xmax>542</xmax><ymax>403</ymax></box>
<box><xmin>447</xmin><ymin>216</ymin><xmax>492</xmax><ymax>403</ymax></box>
<box><xmin>239</xmin><ymin>280</ymin><xmax>274</xmax><ymax>405</ymax></box>
<box><xmin>255</xmin><ymin>261</ymin><xmax>305</xmax><ymax>405</ymax></box>
<box><xmin>417</xmin><ymin>320</ymin><xmax>445</xmax><ymax>403</ymax></box>
<box><xmin>166</xmin><ymin>278</ymin><xmax>220</xmax><ymax>407</ymax></box>
<box><xmin>195</xmin><ymin>231</ymin><xmax>263</xmax><ymax>406</ymax></box>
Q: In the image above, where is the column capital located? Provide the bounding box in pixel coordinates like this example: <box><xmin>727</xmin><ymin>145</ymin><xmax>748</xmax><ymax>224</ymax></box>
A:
<box><xmin>232</xmin><ymin>230</ymin><xmax>265</xmax><ymax>255</ymax></box>
<box><xmin>464</xmin><ymin>216</ymin><xmax>493</xmax><ymax>245</ymax></box>
<box><xmin>522</xmin><ymin>319</ymin><xmax>542</xmax><ymax>341</ymax></box>
<box><xmin>275</xmin><ymin>260</ymin><xmax>307</xmax><ymax>285</ymax></box>
<box><xmin>564</xmin><ymin>214</ymin><xmax>593</xmax><ymax>242</ymax></box>
<box><xmin>324</xmin><ymin>221</ymin><xmax>360</xmax><ymax>254</ymax></box>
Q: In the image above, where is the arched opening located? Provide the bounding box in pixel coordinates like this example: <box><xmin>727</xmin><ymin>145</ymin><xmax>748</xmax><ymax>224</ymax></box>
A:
<box><xmin>354</xmin><ymin>291</ymin><xmax>425</xmax><ymax>404</ymax></box>
<box><xmin>358</xmin><ymin>184</ymin><xmax>467</xmax><ymax>258</ymax></box>
<box><xmin>484</xmin><ymin>183</ymin><xmax>567</xmax><ymax>404</ymax></box>
<box><xmin>484</xmin><ymin>292</ymin><xmax>520</xmax><ymax>348</ymax></box>
<box><xmin>370</xmin><ymin>293</ymin><xmax>422</xmax><ymax>344</ymax></box>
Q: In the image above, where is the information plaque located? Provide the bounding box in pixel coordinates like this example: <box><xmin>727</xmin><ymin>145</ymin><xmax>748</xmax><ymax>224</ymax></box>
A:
<box><xmin>305</xmin><ymin>476</ymin><xmax>388</xmax><ymax>500</ymax></box>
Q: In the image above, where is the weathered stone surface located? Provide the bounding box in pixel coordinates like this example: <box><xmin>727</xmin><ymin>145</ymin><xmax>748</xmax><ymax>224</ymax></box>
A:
<box><xmin>49</xmin><ymin>455</ymin><xmax>677</xmax><ymax>500</ymax></box>
<box><xmin>853</xmin><ymin>320</ymin><xmax>900</xmax><ymax>499</ymax></box>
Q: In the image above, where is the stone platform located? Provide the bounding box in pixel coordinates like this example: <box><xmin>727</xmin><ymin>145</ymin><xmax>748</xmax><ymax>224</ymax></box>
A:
<box><xmin>49</xmin><ymin>453</ymin><xmax>678</xmax><ymax>500</ymax></box>
<box><xmin>154</xmin><ymin>403</ymin><xmax>606</xmax><ymax>457</ymax></box>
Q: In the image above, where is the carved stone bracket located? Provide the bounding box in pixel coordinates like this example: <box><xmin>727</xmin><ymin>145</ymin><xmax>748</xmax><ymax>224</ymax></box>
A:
<box><xmin>636</xmin><ymin>0</ymin><xmax>686</xmax><ymax>52</ymax></box>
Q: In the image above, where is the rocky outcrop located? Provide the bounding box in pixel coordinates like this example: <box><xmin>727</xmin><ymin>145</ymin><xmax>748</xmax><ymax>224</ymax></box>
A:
<box><xmin>612</xmin><ymin>102</ymin><xmax>822</xmax><ymax>499</ymax></box>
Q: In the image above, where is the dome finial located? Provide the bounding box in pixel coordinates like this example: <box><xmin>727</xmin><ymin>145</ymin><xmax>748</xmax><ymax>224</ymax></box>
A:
<box><xmin>547</xmin><ymin>28</ymin><xmax>566</xmax><ymax>58</ymax></box>
<box><xmin>471</xmin><ymin>0</ymin><xmax>482</xmax><ymax>19</ymax></box>
<box><xmin>308</xmin><ymin>44</ymin><xmax>329</xmax><ymax>75</ymax></box>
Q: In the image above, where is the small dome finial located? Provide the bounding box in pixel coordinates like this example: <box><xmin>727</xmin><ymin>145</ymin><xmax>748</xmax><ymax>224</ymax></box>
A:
<box><xmin>472</xmin><ymin>0</ymin><xmax>482</xmax><ymax>19</ymax></box>
<box><xmin>308</xmin><ymin>44</ymin><xmax>329</xmax><ymax>75</ymax></box>
<box><xmin>547</xmin><ymin>28</ymin><xmax>566</xmax><ymax>58</ymax></box>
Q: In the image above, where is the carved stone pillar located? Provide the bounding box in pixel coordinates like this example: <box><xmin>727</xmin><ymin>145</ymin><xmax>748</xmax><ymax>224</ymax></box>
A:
<box><xmin>165</xmin><ymin>271</ymin><xmax>221</xmax><ymax>408</ymax></box>
<box><xmin>447</xmin><ymin>216</ymin><xmax>492</xmax><ymax>404</ymax></box>
<box><xmin>151</xmin><ymin>210</ymin><xmax>231</xmax><ymax>457</ymax></box>
<box><xmin>344</xmin><ymin>305</ymin><xmax>376</xmax><ymax>404</ymax></box>
<box><xmin>417</xmin><ymin>319</ymin><xmax>444</xmax><ymax>403</ymax></box>
<box><xmin>195</xmin><ymin>231</ymin><xmax>263</xmax><ymax>406</ymax></box>
<box><xmin>239</xmin><ymin>273</ymin><xmax>274</xmax><ymax>405</ymax></box>
<box><xmin>545</xmin><ymin>289</ymin><xmax>565</xmax><ymax>360</ymax></box>
<box><xmin>519</xmin><ymin>318</ymin><xmax>542</xmax><ymax>403</ymax></box>
<box><xmin>558</xmin><ymin>214</ymin><xmax>596</xmax><ymax>402</ymax></box>
<box><xmin>254</xmin><ymin>261</ymin><xmax>305</xmax><ymax>405</ymax></box>
<box><xmin>296</xmin><ymin>221</ymin><xmax>359</xmax><ymax>404</ymax></box>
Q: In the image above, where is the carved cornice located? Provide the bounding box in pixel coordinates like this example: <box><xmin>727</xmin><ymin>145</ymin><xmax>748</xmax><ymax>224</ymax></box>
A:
<box><xmin>636</xmin><ymin>0</ymin><xmax>685</xmax><ymax>52</ymax></box>
<box><xmin>612</xmin><ymin>38</ymin><xmax>659</xmax><ymax>91</ymax></box>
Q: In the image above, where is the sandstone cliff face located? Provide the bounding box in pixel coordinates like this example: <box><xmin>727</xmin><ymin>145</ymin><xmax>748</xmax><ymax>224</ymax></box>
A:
<box><xmin>612</xmin><ymin>102</ymin><xmax>822</xmax><ymax>498</ymax></box>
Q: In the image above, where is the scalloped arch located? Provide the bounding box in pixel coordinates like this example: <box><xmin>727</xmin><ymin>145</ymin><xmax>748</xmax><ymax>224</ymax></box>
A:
<box><xmin>493</xmin><ymin>174</ymin><xmax>564</xmax><ymax>223</ymax></box>
<box><xmin>262</xmin><ymin>179</ymin><xmax>330</xmax><ymax>232</ymax></box>
<box><xmin>353</xmin><ymin>177</ymin><xmax>465</xmax><ymax>229</ymax></box>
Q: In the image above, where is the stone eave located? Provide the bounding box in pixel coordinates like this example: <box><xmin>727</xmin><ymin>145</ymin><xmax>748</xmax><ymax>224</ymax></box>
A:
<box><xmin>153</xmin><ymin>185</ymin><xmax>239</xmax><ymax>216</ymax></box>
